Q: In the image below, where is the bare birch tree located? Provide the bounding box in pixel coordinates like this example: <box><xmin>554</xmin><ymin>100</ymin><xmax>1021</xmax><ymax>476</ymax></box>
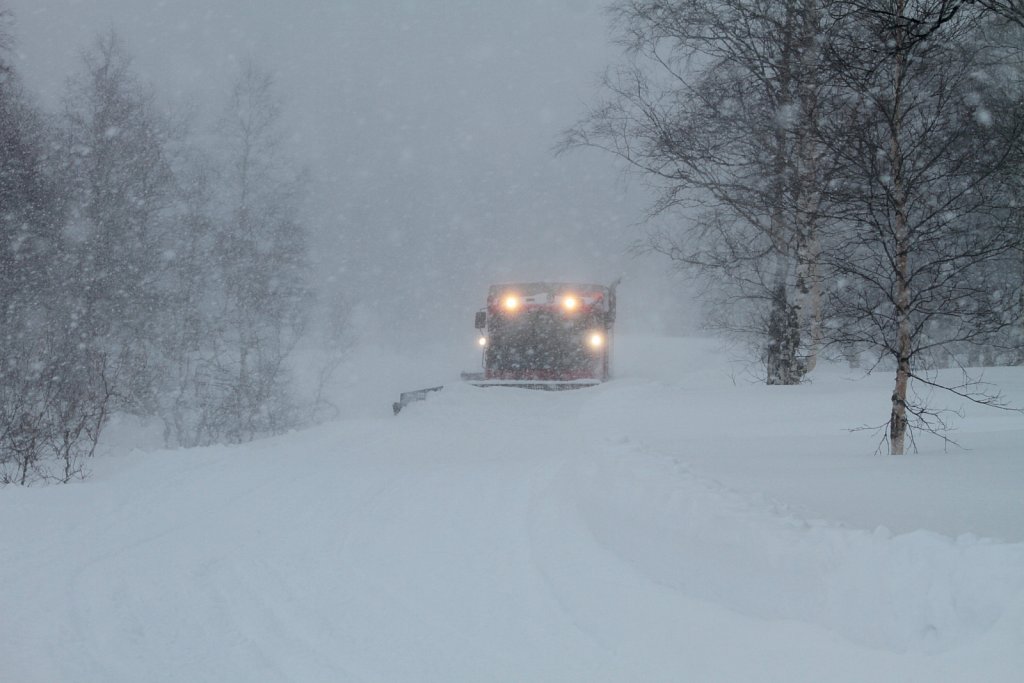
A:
<box><xmin>833</xmin><ymin>0</ymin><xmax>1024</xmax><ymax>47</ymax></box>
<box><xmin>1</xmin><ymin>19</ymin><xmax>114</xmax><ymax>483</ymax></box>
<box><xmin>60</xmin><ymin>30</ymin><xmax>177</xmax><ymax>414</ymax></box>
<box><xmin>562</xmin><ymin>0</ymin><xmax>840</xmax><ymax>384</ymax></box>
<box><xmin>206</xmin><ymin>61</ymin><xmax>313</xmax><ymax>443</ymax></box>
<box><xmin>821</xmin><ymin>1</ymin><xmax>1023</xmax><ymax>453</ymax></box>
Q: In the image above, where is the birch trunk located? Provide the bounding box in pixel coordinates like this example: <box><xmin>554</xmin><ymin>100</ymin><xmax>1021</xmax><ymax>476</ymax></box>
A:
<box><xmin>793</xmin><ymin>0</ymin><xmax>824</xmax><ymax>375</ymax></box>
<box><xmin>888</xmin><ymin>0</ymin><xmax>911</xmax><ymax>455</ymax></box>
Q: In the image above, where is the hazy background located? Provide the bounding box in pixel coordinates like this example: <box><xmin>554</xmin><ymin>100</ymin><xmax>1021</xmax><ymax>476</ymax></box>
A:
<box><xmin>5</xmin><ymin>0</ymin><xmax>696</xmax><ymax>353</ymax></box>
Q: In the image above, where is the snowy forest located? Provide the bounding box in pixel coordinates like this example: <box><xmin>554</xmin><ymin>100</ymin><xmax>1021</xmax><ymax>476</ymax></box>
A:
<box><xmin>1</xmin><ymin>19</ymin><xmax>324</xmax><ymax>483</ymax></box>
<box><xmin>2</xmin><ymin>0</ymin><xmax>1024</xmax><ymax>486</ymax></box>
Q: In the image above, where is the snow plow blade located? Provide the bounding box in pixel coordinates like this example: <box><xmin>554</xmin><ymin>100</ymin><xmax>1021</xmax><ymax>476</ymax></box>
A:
<box><xmin>392</xmin><ymin>386</ymin><xmax>444</xmax><ymax>415</ymax></box>
<box><xmin>465</xmin><ymin>378</ymin><xmax>601</xmax><ymax>390</ymax></box>
<box><xmin>392</xmin><ymin>377</ymin><xmax>600</xmax><ymax>415</ymax></box>
<box><xmin>460</xmin><ymin>371</ymin><xmax>600</xmax><ymax>390</ymax></box>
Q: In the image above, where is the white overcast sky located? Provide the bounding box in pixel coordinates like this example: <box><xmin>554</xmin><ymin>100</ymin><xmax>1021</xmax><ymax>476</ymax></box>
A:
<box><xmin>6</xmin><ymin>0</ymin><xmax>693</xmax><ymax>342</ymax></box>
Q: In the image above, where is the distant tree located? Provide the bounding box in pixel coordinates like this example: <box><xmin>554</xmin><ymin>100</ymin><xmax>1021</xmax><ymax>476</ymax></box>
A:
<box><xmin>984</xmin><ymin>17</ymin><xmax>1024</xmax><ymax>364</ymax></box>
<box><xmin>150</xmin><ymin>147</ymin><xmax>220</xmax><ymax>447</ymax></box>
<box><xmin>820</xmin><ymin>1</ymin><xmax>1023</xmax><ymax>453</ymax></box>
<box><xmin>0</xmin><ymin>5</ymin><xmax>10</xmax><ymax>74</ymax></box>
<box><xmin>949</xmin><ymin>15</ymin><xmax>1024</xmax><ymax>367</ymax></box>
<box><xmin>203</xmin><ymin>61</ymin><xmax>313</xmax><ymax>443</ymax></box>
<box><xmin>0</xmin><ymin>18</ymin><xmax>112</xmax><ymax>484</ymax></box>
<box><xmin>1</xmin><ymin>339</ymin><xmax>115</xmax><ymax>485</ymax></box>
<box><xmin>0</xmin><ymin>44</ymin><xmax>55</xmax><ymax>322</ymax></box>
<box><xmin>309</xmin><ymin>279</ymin><xmax>354</xmax><ymax>423</ymax></box>
<box><xmin>59</xmin><ymin>30</ymin><xmax>177</xmax><ymax>413</ymax></box>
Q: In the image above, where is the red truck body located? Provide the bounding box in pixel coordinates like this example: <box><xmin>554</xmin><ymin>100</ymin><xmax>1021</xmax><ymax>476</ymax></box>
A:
<box><xmin>474</xmin><ymin>282</ymin><xmax>617</xmax><ymax>385</ymax></box>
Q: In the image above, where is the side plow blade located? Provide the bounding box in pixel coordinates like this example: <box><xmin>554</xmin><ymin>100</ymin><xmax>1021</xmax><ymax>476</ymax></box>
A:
<box><xmin>392</xmin><ymin>386</ymin><xmax>444</xmax><ymax>415</ymax></box>
<box><xmin>393</xmin><ymin>377</ymin><xmax>600</xmax><ymax>415</ymax></box>
<box><xmin>465</xmin><ymin>379</ymin><xmax>600</xmax><ymax>391</ymax></box>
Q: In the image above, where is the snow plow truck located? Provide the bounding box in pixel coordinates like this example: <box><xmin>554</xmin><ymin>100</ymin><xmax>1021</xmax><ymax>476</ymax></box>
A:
<box><xmin>393</xmin><ymin>281</ymin><xmax>618</xmax><ymax>414</ymax></box>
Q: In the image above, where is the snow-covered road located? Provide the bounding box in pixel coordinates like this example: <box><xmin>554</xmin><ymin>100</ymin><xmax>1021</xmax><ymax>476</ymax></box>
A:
<box><xmin>2</xmin><ymin>337</ymin><xmax>1023</xmax><ymax>681</ymax></box>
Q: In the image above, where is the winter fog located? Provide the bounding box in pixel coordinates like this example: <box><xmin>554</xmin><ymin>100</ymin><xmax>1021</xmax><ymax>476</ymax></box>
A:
<box><xmin>5</xmin><ymin>0</ymin><xmax>686</xmax><ymax>346</ymax></box>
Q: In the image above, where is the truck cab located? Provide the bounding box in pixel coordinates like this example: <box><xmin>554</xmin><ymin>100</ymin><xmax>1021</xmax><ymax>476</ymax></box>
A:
<box><xmin>474</xmin><ymin>282</ymin><xmax>616</xmax><ymax>383</ymax></box>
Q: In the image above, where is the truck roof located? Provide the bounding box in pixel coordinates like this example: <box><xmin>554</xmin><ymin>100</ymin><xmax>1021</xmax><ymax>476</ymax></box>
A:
<box><xmin>487</xmin><ymin>282</ymin><xmax>609</xmax><ymax>296</ymax></box>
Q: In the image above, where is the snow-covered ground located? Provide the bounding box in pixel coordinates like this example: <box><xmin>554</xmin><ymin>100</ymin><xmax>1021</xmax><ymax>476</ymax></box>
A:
<box><xmin>2</xmin><ymin>336</ymin><xmax>1023</xmax><ymax>682</ymax></box>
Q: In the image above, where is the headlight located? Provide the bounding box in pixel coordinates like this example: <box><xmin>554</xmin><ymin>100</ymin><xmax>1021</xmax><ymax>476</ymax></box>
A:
<box><xmin>562</xmin><ymin>295</ymin><xmax>579</xmax><ymax>312</ymax></box>
<box><xmin>502</xmin><ymin>295</ymin><xmax>520</xmax><ymax>312</ymax></box>
<box><xmin>478</xmin><ymin>336</ymin><xmax>487</xmax><ymax>347</ymax></box>
<box><xmin>588</xmin><ymin>332</ymin><xmax>604</xmax><ymax>349</ymax></box>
